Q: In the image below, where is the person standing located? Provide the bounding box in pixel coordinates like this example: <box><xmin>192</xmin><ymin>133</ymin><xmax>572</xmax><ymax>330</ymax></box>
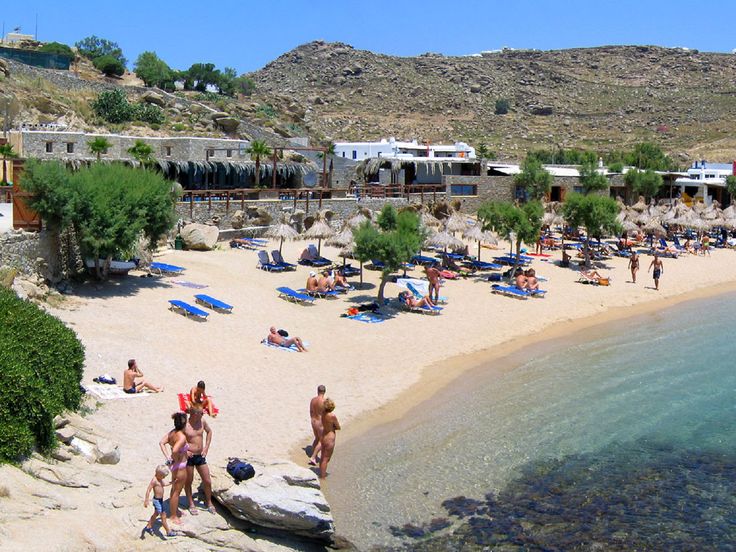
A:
<box><xmin>648</xmin><ymin>253</ymin><xmax>663</xmax><ymax>291</ymax></box>
<box><xmin>425</xmin><ymin>264</ymin><xmax>441</xmax><ymax>303</ymax></box>
<box><xmin>184</xmin><ymin>407</ymin><xmax>215</xmax><ymax>515</ymax></box>
<box><xmin>159</xmin><ymin>413</ymin><xmax>188</xmax><ymax>525</ymax></box>
<box><xmin>308</xmin><ymin>385</ymin><xmax>326</xmax><ymax>466</ymax></box>
<box><xmin>319</xmin><ymin>398</ymin><xmax>340</xmax><ymax>479</ymax></box>
<box><xmin>628</xmin><ymin>251</ymin><xmax>639</xmax><ymax>283</ymax></box>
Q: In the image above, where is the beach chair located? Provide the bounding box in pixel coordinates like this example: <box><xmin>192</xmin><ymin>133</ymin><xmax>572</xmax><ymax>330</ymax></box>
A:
<box><xmin>298</xmin><ymin>245</ymin><xmax>332</xmax><ymax>267</ymax></box>
<box><xmin>399</xmin><ymin>294</ymin><xmax>443</xmax><ymax>315</ymax></box>
<box><xmin>276</xmin><ymin>286</ymin><xmax>315</xmax><ymax>305</ymax></box>
<box><xmin>463</xmin><ymin>259</ymin><xmax>503</xmax><ymax>271</ymax></box>
<box><xmin>150</xmin><ymin>262</ymin><xmax>185</xmax><ymax>275</ymax></box>
<box><xmin>299</xmin><ymin>287</ymin><xmax>340</xmax><ymax>299</ymax></box>
<box><xmin>271</xmin><ymin>250</ymin><xmax>297</xmax><ymax>271</ymax></box>
<box><xmin>368</xmin><ymin>259</ymin><xmax>386</xmax><ymax>270</ymax></box>
<box><xmin>491</xmin><ymin>284</ymin><xmax>540</xmax><ymax>299</ymax></box>
<box><xmin>406</xmin><ymin>281</ymin><xmax>447</xmax><ymax>304</ymax></box>
<box><xmin>194</xmin><ymin>294</ymin><xmax>233</xmax><ymax>312</ymax></box>
<box><xmin>168</xmin><ymin>300</ymin><xmax>209</xmax><ymax>320</ymax></box>
<box><xmin>411</xmin><ymin>254</ymin><xmax>438</xmax><ymax>267</ymax></box>
<box><xmin>257</xmin><ymin>250</ymin><xmax>286</xmax><ymax>272</ymax></box>
<box><xmin>493</xmin><ymin>255</ymin><xmax>532</xmax><ymax>267</ymax></box>
<box><xmin>341</xmin><ymin>264</ymin><xmax>362</xmax><ymax>277</ymax></box>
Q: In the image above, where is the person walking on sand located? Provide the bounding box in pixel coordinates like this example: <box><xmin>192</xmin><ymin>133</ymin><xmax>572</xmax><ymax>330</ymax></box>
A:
<box><xmin>628</xmin><ymin>251</ymin><xmax>640</xmax><ymax>283</ymax></box>
<box><xmin>184</xmin><ymin>406</ymin><xmax>215</xmax><ymax>515</ymax></box>
<box><xmin>648</xmin><ymin>253</ymin><xmax>663</xmax><ymax>291</ymax></box>
<box><xmin>159</xmin><ymin>412</ymin><xmax>188</xmax><ymax>525</ymax></box>
<box><xmin>124</xmin><ymin>359</ymin><xmax>163</xmax><ymax>394</ymax></box>
<box><xmin>319</xmin><ymin>398</ymin><xmax>341</xmax><ymax>479</ymax></box>
<box><xmin>143</xmin><ymin>465</ymin><xmax>176</xmax><ymax>538</ymax></box>
<box><xmin>308</xmin><ymin>385</ymin><xmax>326</xmax><ymax>466</ymax></box>
<box><xmin>425</xmin><ymin>263</ymin><xmax>441</xmax><ymax>303</ymax></box>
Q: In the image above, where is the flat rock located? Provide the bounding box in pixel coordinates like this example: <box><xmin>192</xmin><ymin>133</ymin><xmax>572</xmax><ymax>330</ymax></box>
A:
<box><xmin>211</xmin><ymin>460</ymin><xmax>334</xmax><ymax>541</ymax></box>
<box><xmin>94</xmin><ymin>439</ymin><xmax>120</xmax><ymax>465</ymax></box>
<box><xmin>215</xmin><ymin>117</ymin><xmax>241</xmax><ymax>132</ymax></box>
<box><xmin>55</xmin><ymin>426</ymin><xmax>76</xmax><ymax>445</ymax></box>
<box><xmin>21</xmin><ymin>458</ymin><xmax>89</xmax><ymax>488</ymax></box>
<box><xmin>140</xmin><ymin>90</ymin><xmax>167</xmax><ymax>107</ymax></box>
<box><xmin>181</xmin><ymin>223</ymin><xmax>219</xmax><ymax>251</ymax></box>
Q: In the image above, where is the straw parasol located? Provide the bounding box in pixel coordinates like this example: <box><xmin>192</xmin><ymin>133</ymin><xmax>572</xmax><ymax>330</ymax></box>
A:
<box><xmin>303</xmin><ymin>212</ymin><xmax>335</xmax><ymax>255</ymax></box>
<box><xmin>631</xmin><ymin>196</ymin><xmax>648</xmax><ymax>212</ymax></box>
<box><xmin>643</xmin><ymin>220</ymin><xmax>666</xmax><ymax>236</ymax></box>
<box><xmin>426</xmin><ymin>228</ymin><xmax>464</xmax><ymax>253</ymax></box>
<box><xmin>463</xmin><ymin>223</ymin><xmax>497</xmax><ymax>261</ymax></box>
<box><xmin>420</xmin><ymin>210</ymin><xmax>442</xmax><ymax>229</ymax></box>
<box><xmin>621</xmin><ymin>220</ymin><xmax>639</xmax><ymax>234</ymax></box>
<box><xmin>265</xmin><ymin>214</ymin><xmax>299</xmax><ymax>255</ymax></box>
<box><xmin>446</xmin><ymin>211</ymin><xmax>469</xmax><ymax>234</ymax></box>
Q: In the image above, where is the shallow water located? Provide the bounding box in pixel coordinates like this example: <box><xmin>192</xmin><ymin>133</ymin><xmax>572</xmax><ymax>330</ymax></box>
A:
<box><xmin>326</xmin><ymin>293</ymin><xmax>736</xmax><ymax>550</ymax></box>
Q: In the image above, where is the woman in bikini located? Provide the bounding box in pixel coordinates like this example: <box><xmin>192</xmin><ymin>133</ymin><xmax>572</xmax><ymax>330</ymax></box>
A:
<box><xmin>319</xmin><ymin>398</ymin><xmax>341</xmax><ymax>479</ymax></box>
<box><xmin>159</xmin><ymin>412</ymin><xmax>188</xmax><ymax>524</ymax></box>
<box><xmin>628</xmin><ymin>251</ymin><xmax>639</xmax><ymax>283</ymax></box>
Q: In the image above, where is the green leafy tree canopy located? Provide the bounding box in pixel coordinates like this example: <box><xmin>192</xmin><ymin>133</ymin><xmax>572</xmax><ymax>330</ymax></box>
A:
<box><xmin>562</xmin><ymin>193</ymin><xmax>621</xmax><ymax>267</ymax></box>
<box><xmin>246</xmin><ymin>140</ymin><xmax>272</xmax><ymax>187</ymax></box>
<box><xmin>726</xmin><ymin>175</ymin><xmax>736</xmax><ymax>199</ymax></box>
<box><xmin>625</xmin><ymin>169</ymin><xmax>663</xmax><ymax>201</ymax></box>
<box><xmin>515</xmin><ymin>157</ymin><xmax>552</xmax><ymax>201</ymax></box>
<box><xmin>578</xmin><ymin>161</ymin><xmax>608</xmax><ymax>194</ymax></box>
<box><xmin>87</xmin><ymin>137</ymin><xmax>112</xmax><ymax>161</ymax></box>
<box><xmin>127</xmin><ymin>139</ymin><xmax>155</xmax><ymax>167</ymax></box>
<box><xmin>93</xmin><ymin>55</ymin><xmax>125</xmax><ymax>77</ymax></box>
<box><xmin>75</xmin><ymin>35</ymin><xmax>126</xmax><ymax>66</ymax></box>
<box><xmin>134</xmin><ymin>51</ymin><xmax>175</xmax><ymax>90</ymax></box>
<box><xmin>38</xmin><ymin>42</ymin><xmax>74</xmax><ymax>58</ymax></box>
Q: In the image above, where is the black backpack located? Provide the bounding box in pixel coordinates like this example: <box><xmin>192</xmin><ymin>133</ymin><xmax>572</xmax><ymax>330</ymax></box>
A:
<box><xmin>226</xmin><ymin>458</ymin><xmax>255</xmax><ymax>483</ymax></box>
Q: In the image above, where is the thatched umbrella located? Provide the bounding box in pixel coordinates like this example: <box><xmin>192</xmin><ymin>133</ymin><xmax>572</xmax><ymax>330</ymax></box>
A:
<box><xmin>463</xmin><ymin>224</ymin><xmax>497</xmax><ymax>261</ymax></box>
<box><xmin>631</xmin><ymin>196</ymin><xmax>648</xmax><ymax>212</ymax></box>
<box><xmin>346</xmin><ymin>211</ymin><xmax>369</xmax><ymax>229</ymax></box>
<box><xmin>643</xmin><ymin>220</ymin><xmax>666</xmax><ymax>236</ymax></box>
<box><xmin>621</xmin><ymin>220</ymin><xmax>639</xmax><ymax>234</ymax></box>
<box><xmin>446</xmin><ymin>211</ymin><xmax>469</xmax><ymax>234</ymax></box>
<box><xmin>303</xmin><ymin>213</ymin><xmax>335</xmax><ymax>255</ymax></box>
<box><xmin>420</xmin><ymin>210</ymin><xmax>442</xmax><ymax>229</ymax></box>
<box><xmin>723</xmin><ymin>205</ymin><xmax>736</xmax><ymax>219</ymax></box>
<box><xmin>265</xmin><ymin>215</ymin><xmax>299</xmax><ymax>255</ymax></box>
<box><xmin>326</xmin><ymin>227</ymin><xmax>354</xmax><ymax>264</ymax></box>
<box><xmin>426</xmin><ymin>228</ymin><xmax>464</xmax><ymax>253</ymax></box>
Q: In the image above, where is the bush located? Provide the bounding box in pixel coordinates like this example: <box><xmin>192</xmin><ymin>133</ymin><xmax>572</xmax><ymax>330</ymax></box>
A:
<box><xmin>38</xmin><ymin>42</ymin><xmax>74</xmax><ymax>58</ymax></box>
<box><xmin>607</xmin><ymin>162</ymin><xmax>624</xmax><ymax>173</ymax></box>
<box><xmin>235</xmin><ymin>76</ymin><xmax>256</xmax><ymax>96</ymax></box>
<box><xmin>133</xmin><ymin>103</ymin><xmax>165</xmax><ymax>125</ymax></box>
<box><xmin>91</xmin><ymin>89</ymin><xmax>164</xmax><ymax>125</ymax></box>
<box><xmin>93</xmin><ymin>55</ymin><xmax>125</xmax><ymax>77</ymax></box>
<box><xmin>495</xmin><ymin>98</ymin><xmax>510</xmax><ymax>115</ymax></box>
<box><xmin>0</xmin><ymin>288</ymin><xmax>85</xmax><ymax>462</ymax></box>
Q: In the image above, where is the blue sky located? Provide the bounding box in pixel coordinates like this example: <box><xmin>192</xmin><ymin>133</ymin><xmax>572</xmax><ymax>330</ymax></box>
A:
<box><xmin>5</xmin><ymin>0</ymin><xmax>736</xmax><ymax>74</ymax></box>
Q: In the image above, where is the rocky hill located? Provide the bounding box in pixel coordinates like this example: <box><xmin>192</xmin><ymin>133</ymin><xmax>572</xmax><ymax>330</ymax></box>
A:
<box><xmin>248</xmin><ymin>41</ymin><xmax>736</xmax><ymax>161</ymax></box>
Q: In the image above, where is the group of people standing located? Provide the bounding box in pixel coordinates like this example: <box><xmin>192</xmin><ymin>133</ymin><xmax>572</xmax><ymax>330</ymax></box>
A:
<box><xmin>308</xmin><ymin>385</ymin><xmax>340</xmax><ymax>478</ymax></box>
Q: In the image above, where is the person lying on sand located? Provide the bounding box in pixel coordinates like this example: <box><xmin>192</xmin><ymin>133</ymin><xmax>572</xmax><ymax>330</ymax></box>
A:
<box><xmin>123</xmin><ymin>359</ymin><xmax>163</xmax><ymax>394</ymax></box>
<box><xmin>267</xmin><ymin>326</ymin><xmax>308</xmax><ymax>352</ymax></box>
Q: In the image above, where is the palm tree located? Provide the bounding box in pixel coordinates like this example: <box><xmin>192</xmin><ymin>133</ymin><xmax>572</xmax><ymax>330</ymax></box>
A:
<box><xmin>88</xmin><ymin>137</ymin><xmax>112</xmax><ymax>162</ymax></box>
<box><xmin>0</xmin><ymin>143</ymin><xmax>18</xmax><ymax>185</ymax></box>
<box><xmin>317</xmin><ymin>142</ymin><xmax>336</xmax><ymax>187</ymax></box>
<box><xmin>246</xmin><ymin>140</ymin><xmax>272</xmax><ymax>188</ymax></box>
<box><xmin>127</xmin><ymin>140</ymin><xmax>154</xmax><ymax>168</ymax></box>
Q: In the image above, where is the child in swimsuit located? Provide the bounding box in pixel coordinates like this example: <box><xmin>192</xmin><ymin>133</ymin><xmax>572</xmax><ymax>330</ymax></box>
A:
<box><xmin>143</xmin><ymin>465</ymin><xmax>176</xmax><ymax>538</ymax></box>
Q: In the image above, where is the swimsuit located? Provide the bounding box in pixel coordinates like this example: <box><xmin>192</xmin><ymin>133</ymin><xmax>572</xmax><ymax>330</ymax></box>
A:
<box><xmin>170</xmin><ymin>443</ymin><xmax>189</xmax><ymax>473</ymax></box>
<box><xmin>124</xmin><ymin>387</ymin><xmax>137</xmax><ymax>394</ymax></box>
<box><xmin>653</xmin><ymin>268</ymin><xmax>661</xmax><ymax>279</ymax></box>
<box><xmin>187</xmin><ymin>454</ymin><xmax>207</xmax><ymax>467</ymax></box>
<box><xmin>152</xmin><ymin>497</ymin><xmax>164</xmax><ymax>513</ymax></box>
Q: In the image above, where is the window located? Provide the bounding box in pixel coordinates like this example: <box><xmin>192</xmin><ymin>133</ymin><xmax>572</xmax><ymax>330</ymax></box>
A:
<box><xmin>352</xmin><ymin>150</ymin><xmax>357</xmax><ymax>160</ymax></box>
<box><xmin>45</xmin><ymin>142</ymin><xmax>53</xmax><ymax>153</ymax></box>
<box><xmin>573</xmin><ymin>186</ymin><xmax>584</xmax><ymax>194</ymax></box>
<box><xmin>164</xmin><ymin>146</ymin><xmax>172</xmax><ymax>157</ymax></box>
<box><xmin>450</xmin><ymin>184</ymin><xmax>477</xmax><ymax>196</ymax></box>
<box><xmin>66</xmin><ymin>143</ymin><xmax>74</xmax><ymax>153</ymax></box>
<box><xmin>226</xmin><ymin>149</ymin><xmax>232</xmax><ymax>158</ymax></box>
<box><xmin>207</xmin><ymin>148</ymin><xmax>215</xmax><ymax>158</ymax></box>
<box><xmin>342</xmin><ymin>152</ymin><xmax>345</xmax><ymax>158</ymax></box>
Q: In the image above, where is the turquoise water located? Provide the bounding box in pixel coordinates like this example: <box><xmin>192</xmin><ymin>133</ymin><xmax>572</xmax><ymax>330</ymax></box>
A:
<box><xmin>326</xmin><ymin>293</ymin><xmax>736</xmax><ymax>550</ymax></box>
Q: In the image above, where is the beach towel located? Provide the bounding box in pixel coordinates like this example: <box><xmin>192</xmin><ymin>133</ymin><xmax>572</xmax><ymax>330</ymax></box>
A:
<box><xmin>177</xmin><ymin>393</ymin><xmax>219</xmax><ymax>415</ymax></box>
<box><xmin>260</xmin><ymin>338</ymin><xmax>308</xmax><ymax>352</ymax></box>
<box><xmin>345</xmin><ymin>312</ymin><xmax>386</xmax><ymax>323</ymax></box>
<box><xmin>83</xmin><ymin>383</ymin><xmax>150</xmax><ymax>400</ymax></box>
<box><xmin>171</xmin><ymin>280</ymin><xmax>209</xmax><ymax>289</ymax></box>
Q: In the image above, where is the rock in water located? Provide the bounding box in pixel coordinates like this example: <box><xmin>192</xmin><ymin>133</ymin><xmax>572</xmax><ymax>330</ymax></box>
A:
<box><xmin>181</xmin><ymin>223</ymin><xmax>219</xmax><ymax>250</ymax></box>
<box><xmin>211</xmin><ymin>460</ymin><xmax>334</xmax><ymax>541</ymax></box>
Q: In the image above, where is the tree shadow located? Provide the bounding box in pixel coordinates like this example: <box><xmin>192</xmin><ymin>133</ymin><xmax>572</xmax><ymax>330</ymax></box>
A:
<box><xmin>68</xmin><ymin>273</ymin><xmax>172</xmax><ymax>300</ymax></box>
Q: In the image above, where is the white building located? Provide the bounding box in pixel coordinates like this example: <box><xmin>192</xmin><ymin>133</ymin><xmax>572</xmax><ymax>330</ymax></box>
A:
<box><xmin>334</xmin><ymin>137</ymin><xmax>475</xmax><ymax>161</ymax></box>
<box><xmin>675</xmin><ymin>160</ymin><xmax>734</xmax><ymax>204</ymax></box>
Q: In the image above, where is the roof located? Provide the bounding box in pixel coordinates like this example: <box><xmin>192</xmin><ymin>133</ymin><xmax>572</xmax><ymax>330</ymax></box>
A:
<box><xmin>488</xmin><ymin>164</ymin><xmax>582</xmax><ymax>177</ymax></box>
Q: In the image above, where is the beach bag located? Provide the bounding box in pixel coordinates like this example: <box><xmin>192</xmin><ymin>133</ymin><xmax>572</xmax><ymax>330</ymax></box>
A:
<box><xmin>93</xmin><ymin>374</ymin><xmax>116</xmax><ymax>385</ymax></box>
<box><xmin>488</xmin><ymin>273</ymin><xmax>502</xmax><ymax>282</ymax></box>
<box><xmin>227</xmin><ymin>458</ymin><xmax>255</xmax><ymax>483</ymax></box>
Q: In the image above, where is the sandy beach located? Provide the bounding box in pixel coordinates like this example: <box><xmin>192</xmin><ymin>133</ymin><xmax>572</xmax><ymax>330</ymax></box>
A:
<box><xmin>5</xmin><ymin>238</ymin><xmax>736</xmax><ymax>549</ymax></box>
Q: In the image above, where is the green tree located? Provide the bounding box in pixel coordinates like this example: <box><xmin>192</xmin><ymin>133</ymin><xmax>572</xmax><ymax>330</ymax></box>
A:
<box><xmin>562</xmin><ymin>193</ymin><xmax>621</xmax><ymax>267</ymax></box>
<box><xmin>624</xmin><ymin>169</ymin><xmax>663</xmax><ymax>201</ymax></box>
<box><xmin>515</xmin><ymin>157</ymin><xmax>552</xmax><ymax>201</ymax></box>
<box><xmin>726</xmin><ymin>175</ymin><xmax>736</xmax><ymax>201</ymax></box>
<box><xmin>19</xmin><ymin>160</ymin><xmax>75</xmax><ymax>279</ymax></box>
<box><xmin>495</xmin><ymin>98</ymin><xmax>510</xmax><ymax>115</ymax></box>
<box><xmin>38</xmin><ymin>41</ymin><xmax>74</xmax><ymax>58</ymax></box>
<box><xmin>625</xmin><ymin>142</ymin><xmax>676</xmax><ymax>171</ymax></box>
<box><xmin>578</xmin><ymin>161</ymin><xmax>608</xmax><ymax>194</ymax></box>
<box><xmin>478</xmin><ymin>200</ymin><xmax>543</xmax><ymax>281</ymax></box>
<box><xmin>607</xmin><ymin>162</ymin><xmax>624</xmax><ymax>173</ymax></box>
<box><xmin>75</xmin><ymin>35</ymin><xmax>126</xmax><ymax>65</ymax></box>
<box><xmin>235</xmin><ymin>75</ymin><xmax>256</xmax><ymax>96</ymax></box>
<box><xmin>475</xmin><ymin>143</ymin><xmax>495</xmax><ymax>170</ymax></box>
<box><xmin>93</xmin><ymin>55</ymin><xmax>125</xmax><ymax>77</ymax></box>
<box><xmin>353</xmin><ymin>204</ymin><xmax>424</xmax><ymax>302</ymax></box>
<box><xmin>246</xmin><ymin>140</ymin><xmax>272</xmax><ymax>187</ymax></box>
<box><xmin>127</xmin><ymin>139</ymin><xmax>155</xmax><ymax>168</ymax></box>
<box><xmin>185</xmin><ymin>63</ymin><xmax>220</xmax><ymax>92</ymax></box>
<box><xmin>0</xmin><ymin>143</ymin><xmax>18</xmax><ymax>185</ymax></box>
<box><xmin>134</xmin><ymin>51</ymin><xmax>175</xmax><ymax>90</ymax></box>
<box><xmin>87</xmin><ymin>137</ymin><xmax>112</xmax><ymax>161</ymax></box>
<box><xmin>216</xmin><ymin>67</ymin><xmax>238</xmax><ymax>96</ymax></box>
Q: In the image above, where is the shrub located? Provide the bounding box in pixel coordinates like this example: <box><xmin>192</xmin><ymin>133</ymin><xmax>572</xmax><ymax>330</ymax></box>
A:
<box><xmin>607</xmin><ymin>162</ymin><xmax>624</xmax><ymax>173</ymax></box>
<box><xmin>235</xmin><ymin>76</ymin><xmax>256</xmax><ymax>96</ymax></box>
<box><xmin>38</xmin><ymin>42</ymin><xmax>74</xmax><ymax>58</ymax></box>
<box><xmin>0</xmin><ymin>288</ymin><xmax>85</xmax><ymax>462</ymax></box>
<box><xmin>495</xmin><ymin>98</ymin><xmax>510</xmax><ymax>115</ymax></box>
<box><xmin>91</xmin><ymin>89</ymin><xmax>163</xmax><ymax>126</ymax></box>
<box><xmin>256</xmin><ymin>103</ymin><xmax>276</xmax><ymax>119</ymax></box>
<box><xmin>133</xmin><ymin>103</ymin><xmax>165</xmax><ymax>125</ymax></box>
<box><xmin>93</xmin><ymin>55</ymin><xmax>125</xmax><ymax>77</ymax></box>
<box><xmin>172</xmin><ymin>123</ymin><xmax>186</xmax><ymax>132</ymax></box>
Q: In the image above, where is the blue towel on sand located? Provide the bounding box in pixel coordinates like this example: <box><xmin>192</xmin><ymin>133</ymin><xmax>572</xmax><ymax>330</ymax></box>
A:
<box><xmin>261</xmin><ymin>339</ymin><xmax>308</xmax><ymax>352</ymax></box>
<box><xmin>346</xmin><ymin>312</ymin><xmax>386</xmax><ymax>324</ymax></box>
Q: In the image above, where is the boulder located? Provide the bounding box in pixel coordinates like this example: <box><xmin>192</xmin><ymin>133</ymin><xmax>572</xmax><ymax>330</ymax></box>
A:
<box><xmin>94</xmin><ymin>439</ymin><xmax>120</xmax><ymax>465</ymax></box>
<box><xmin>215</xmin><ymin>117</ymin><xmax>241</xmax><ymax>133</ymax></box>
<box><xmin>12</xmin><ymin>278</ymin><xmax>47</xmax><ymax>300</ymax></box>
<box><xmin>231</xmin><ymin>210</ymin><xmax>245</xmax><ymax>229</ymax></box>
<box><xmin>21</xmin><ymin>457</ymin><xmax>89</xmax><ymax>488</ymax></box>
<box><xmin>0</xmin><ymin>58</ymin><xmax>9</xmax><ymax>77</ymax></box>
<box><xmin>245</xmin><ymin>207</ymin><xmax>273</xmax><ymax>226</ymax></box>
<box><xmin>140</xmin><ymin>91</ymin><xmax>167</xmax><ymax>107</ymax></box>
<box><xmin>181</xmin><ymin>223</ymin><xmax>219</xmax><ymax>251</ymax></box>
<box><xmin>530</xmin><ymin>105</ymin><xmax>554</xmax><ymax>116</ymax></box>
<box><xmin>211</xmin><ymin>461</ymin><xmax>334</xmax><ymax>541</ymax></box>
<box><xmin>55</xmin><ymin>426</ymin><xmax>76</xmax><ymax>445</ymax></box>
<box><xmin>210</xmin><ymin>111</ymin><xmax>230</xmax><ymax>120</ymax></box>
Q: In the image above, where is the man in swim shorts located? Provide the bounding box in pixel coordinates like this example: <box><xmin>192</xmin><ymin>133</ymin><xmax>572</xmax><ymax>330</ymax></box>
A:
<box><xmin>184</xmin><ymin>407</ymin><xmax>215</xmax><ymax>515</ymax></box>
<box><xmin>308</xmin><ymin>385</ymin><xmax>326</xmax><ymax>466</ymax></box>
<box><xmin>648</xmin><ymin>253</ymin><xmax>663</xmax><ymax>291</ymax></box>
<box><xmin>123</xmin><ymin>359</ymin><xmax>163</xmax><ymax>394</ymax></box>
<box><xmin>267</xmin><ymin>326</ymin><xmax>308</xmax><ymax>352</ymax></box>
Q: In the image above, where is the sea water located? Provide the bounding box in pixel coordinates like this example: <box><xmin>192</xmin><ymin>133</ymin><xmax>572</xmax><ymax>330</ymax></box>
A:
<box><xmin>326</xmin><ymin>293</ymin><xmax>736</xmax><ymax>550</ymax></box>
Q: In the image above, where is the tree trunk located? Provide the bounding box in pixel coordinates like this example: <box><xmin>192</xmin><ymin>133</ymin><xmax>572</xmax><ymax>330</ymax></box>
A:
<box><xmin>583</xmin><ymin>237</ymin><xmax>591</xmax><ymax>268</ymax></box>
<box><xmin>254</xmin><ymin>158</ymin><xmax>261</xmax><ymax>187</ymax></box>
<box><xmin>377</xmin><ymin>271</ymin><xmax>390</xmax><ymax>302</ymax></box>
<box><xmin>507</xmin><ymin>238</ymin><xmax>522</xmax><ymax>283</ymax></box>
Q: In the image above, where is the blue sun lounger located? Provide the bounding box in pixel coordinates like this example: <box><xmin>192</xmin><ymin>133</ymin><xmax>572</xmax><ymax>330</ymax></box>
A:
<box><xmin>341</xmin><ymin>264</ymin><xmax>362</xmax><ymax>277</ymax></box>
<box><xmin>493</xmin><ymin>255</ymin><xmax>532</xmax><ymax>266</ymax></box>
<box><xmin>277</xmin><ymin>286</ymin><xmax>315</xmax><ymax>304</ymax></box>
<box><xmin>464</xmin><ymin>259</ymin><xmax>503</xmax><ymax>271</ymax></box>
<box><xmin>491</xmin><ymin>284</ymin><xmax>546</xmax><ymax>299</ymax></box>
<box><xmin>411</xmin><ymin>254</ymin><xmax>438</xmax><ymax>266</ymax></box>
<box><xmin>151</xmin><ymin>262</ymin><xmax>185</xmax><ymax>275</ymax></box>
<box><xmin>271</xmin><ymin>250</ymin><xmax>297</xmax><ymax>271</ymax></box>
<box><xmin>399</xmin><ymin>294</ymin><xmax>443</xmax><ymax>315</ymax></box>
<box><xmin>257</xmin><ymin>250</ymin><xmax>286</xmax><ymax>272</ymax></box>
<box><xmin>298</xmin><ymin>288</ymin><xmax>340</xmax><ymax>299</ymax></box>
<box><xmin>168</xmin><ymin>300</ymin><xmax>209</xmax><ymax>319</ymax></box>
<box><xmin>194</xmin><ymin>294</ymin><xmax>233</xmax><ymax>313</ymax></box>
<box><xmin>369</xmin><ymin>259</ymin><xmax>386</xmax><ymax>270</ymax></box>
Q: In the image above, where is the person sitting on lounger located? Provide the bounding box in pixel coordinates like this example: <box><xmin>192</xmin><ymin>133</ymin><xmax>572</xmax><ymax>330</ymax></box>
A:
<box><xmin>514</xmin><ymin>268</ymin><xmax>527</xmax><ymax>291</ymax></box>
<box><xmin>524</xmin><ymin>268</ymin><xmax>539</xmax><ymax>291</ymax></box>
<box><xmin>318</xmin><ymin>271</ymin><xmax>334</xmax><ymax>292</ymax></box>
<box><xmin>300</xmin><ymin>247</ymin><xmax>317</xmax><ymax>262</ymax></box>
<box><xmin>306</xmin><ymin>271</ymin><xmax>320</xmax><ymax>292</ymax></box>
<box><xmin>332</xmin><ymin>269</ymin><xmax>350</xmax><ymax>289</ymax></box>
<box><xmin>123</xmin><ymin>359</ymin><xmax>163</xmax><ymax>394</ymax></box>
<box><xmin>267</xmin><ymin>326</ymin><xmax>307</xmax><ymax>352</ymax></box>
<box><xmin>399</xmin><ymin>291</ymin><xmax>436</xmax><ymax>309</ymax></box>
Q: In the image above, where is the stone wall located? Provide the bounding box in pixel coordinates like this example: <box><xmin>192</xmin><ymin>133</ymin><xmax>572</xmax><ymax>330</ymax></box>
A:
<box><xmin>0</xmin><ymin>230</ymin><xmax>42</xmax><ymax>274</ymax></box>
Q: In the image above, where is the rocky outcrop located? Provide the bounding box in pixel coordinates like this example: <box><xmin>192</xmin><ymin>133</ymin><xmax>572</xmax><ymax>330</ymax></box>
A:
<box><xmin>215</xmin><ymin>116</ymin><xmax>241</xmax><ymax>133</ymax></box>
<box><xmin>140</xmin><ymin>90</ymin><xmax>167</xmax><ymax>107</ymax></box>
<box><xmin>211</xmin><ymin>460</ymin><xmax>334</xmax><ymax>541</ymax></box>
<box><xmin>181</xmin><ymin>223</ymin><xmax>219</xmax><ymax>250</ymax></box>
<box><xmin>230</xmin><ymin>210</ymin><xmax>245</xmax><ymax>229</ymax></box>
